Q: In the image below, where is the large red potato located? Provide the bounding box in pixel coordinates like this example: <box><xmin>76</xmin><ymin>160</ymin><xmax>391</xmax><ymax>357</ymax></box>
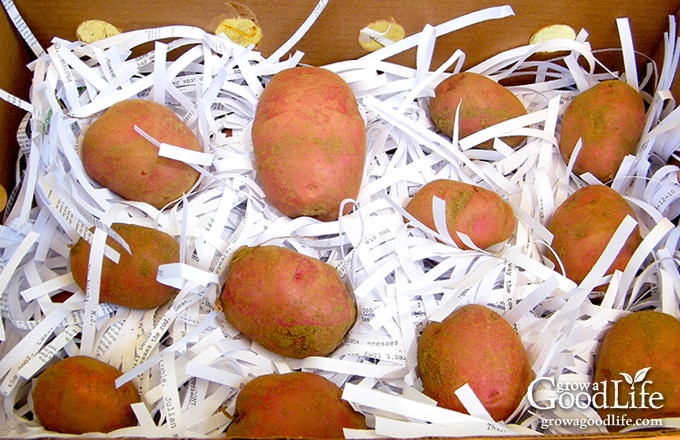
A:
<box><xmin>251</xmin><ymin>66</ymin><xmax>366</xmax><ymax>221</ymax></box>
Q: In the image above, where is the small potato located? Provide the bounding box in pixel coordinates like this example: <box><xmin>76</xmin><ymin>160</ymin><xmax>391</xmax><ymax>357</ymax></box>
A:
<box><xmin>429</xmin><ymin>72</ymin><xmax>527</xmax><ymax>149</ymax></box>
<box><xmin>219</xmin><ymin>245</ymin><xmax>357</xmax><ymax>358</ymax></box>
<box><xmin>405</xmin><ymin>179</ymin><xmax>515</xmax><ymax>249</ymax></box>
<box><xmin>82</xmin><ymin>99</ymin><xmax>202</xmax><ymax>209</ymax></box>
<box><xmin>559</xmin><ymin>79</ymin><xmax>645</xmax><ymax>182</ymax></box>
<box><xmin>252</xmin><ymin>66</ymin><xmax>366</xmax><ymax>221</ymax></box>
<box><xmin>417</xmin><ymin>304</ymin><xmax>534</xmax><ymax>421</ymax></box>
<box><xmin>69</xmin><ymin>223</ymin><xmax>179</xmax><ymax>309</ymax></box>
<box><xmin>547</xmin><ymin>184</ymin><xmax>642</xmax><ymax>284</ymax></box>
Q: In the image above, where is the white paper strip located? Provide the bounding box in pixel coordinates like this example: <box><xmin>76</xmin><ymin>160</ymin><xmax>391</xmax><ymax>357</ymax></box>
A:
<box><xmin>343</xmin><ymin>383</ymin><xmax>510</xmax><ymax>432</ymax></box>
<box><xmin>0</xmin><ymin>87</ymin><xmax>33</xmax><ymax>113</ymax></box>
<box><xmin>0</xmin><ymin>0</ymin><xmax>45</xmax><ymax>57</ymax></box>
<box><xmin>267</xmin><ymin>0</ymin><xmax>329</xmax><ymax>62</ymax></box>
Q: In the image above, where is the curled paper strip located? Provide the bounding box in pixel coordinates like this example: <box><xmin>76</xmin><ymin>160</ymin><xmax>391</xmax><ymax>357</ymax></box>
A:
<box><xmin>0</xmin><ymin>2</ymin><xmax>679</xmax><ymax>438</ymax></box>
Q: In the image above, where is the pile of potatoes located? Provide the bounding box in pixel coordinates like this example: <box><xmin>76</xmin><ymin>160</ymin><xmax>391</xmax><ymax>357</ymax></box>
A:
<box><xmin>42</xmin><ymin>67</ymin><xmax>368</xmax><ymax>435</ymax></box>
<box><xmin>425</xmin><ymin>72</ymin><xmax>647</xmax><ymax>288</ymax></box>
<box><xmin>32</xmin><ymin>45</ymin><xmax>673</xmax><ymax>435</ymax></box>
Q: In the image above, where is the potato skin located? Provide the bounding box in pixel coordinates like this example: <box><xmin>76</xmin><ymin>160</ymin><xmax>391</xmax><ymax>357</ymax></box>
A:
<box><xmin>547</xmin><ymin>185</ymin><xmax>641</xmax><ymax>285</ymax></box>
<box><xmin>417</xmin><ymin>304</ymin><xmax>534</xmax><ymax>421</ymax></box>
<box><xmin>69</xmin><ymin>223</ymin><xmax>179</xmax><ymax>309</ymax></box>
<box><xmin>594</xmin><ymin>311</ymin><xmax>680</xmax><ymax>431</ymax></box>
<box><xmin>251</xmin><ymin>66</ymin><xmax>366</xmax><ymax>221</ymax></box>
<box><xmin>219</xmin><ymin>245</ymin><xmax>357</xmax><ymax>358</ymax></box>
<box><xmin>429</xmin><ymin>72</ymin><xmax>527</xmax><ymax>149</ymax></box>
<box><xmin>226</xmin><ymin>372</ymin><xmax>366</xmax><ymax>438</ymax></box>
<box><xmin>559</xmin><ymin>80</ymin><xmax>645</xmax><ymax>182</ymax></box>
<box><xmin>82</xmin><ymin>99</ymin><xmax>202</xmax><ymax>209</ymax></box>
<box><xmin>32</xmin><ymin>356</ymin><xmax>139</xmax><ymax>434</ymax></box>
<box><xmin>405</xmin><ymin>179</ymin><xmax>515</xmax><ymax>249</ymax></box>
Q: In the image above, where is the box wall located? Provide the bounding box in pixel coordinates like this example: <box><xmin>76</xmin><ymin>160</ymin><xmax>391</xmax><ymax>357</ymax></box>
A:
<box><xmin>0</xmin><ymin>5</ymin><xmax>31</xmax><ymax>203</ymax></box>
<box><xmin>6</xmin><ymin>1</ymin><xmax>680</xmax><ymax>67</ymax></box>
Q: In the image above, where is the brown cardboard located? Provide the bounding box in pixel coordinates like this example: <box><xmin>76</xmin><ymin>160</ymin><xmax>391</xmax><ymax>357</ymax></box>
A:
<box><xmin>1</xmin><ymin>1</ymin><xmax>680</xmax><ymax>438</ymax></box>
<box><xmin>0</xmin><ymin>3</ymin><xmax>30</xmax><ymax>204</ymax></box>
<box><xmin>6</xmin><ymin>1</ymin><xmax>680</xmax><ymax>68</ymax></box>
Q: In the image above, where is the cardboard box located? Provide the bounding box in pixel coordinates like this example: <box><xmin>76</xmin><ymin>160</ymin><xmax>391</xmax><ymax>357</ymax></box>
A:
<box><xmin>1</xmin><ymin>0</ymin><xmax>680</xmax><ymax>438</ymax></box>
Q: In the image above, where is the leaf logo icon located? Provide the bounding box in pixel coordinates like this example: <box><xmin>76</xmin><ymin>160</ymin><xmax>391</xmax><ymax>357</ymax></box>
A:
<box><xmin>634</xmin><ymin>367</ymin><xmax>651</xmax><ymax>383</ymax></box>
<box><xmin>620</xmin><ymin>372</ymin><xmax>634</xmax><ymax>386</ymax></box>
<box><xmin>620</xmin><ymin>367</ymin><xmax>651</xmax><ymax>389</ymax></box>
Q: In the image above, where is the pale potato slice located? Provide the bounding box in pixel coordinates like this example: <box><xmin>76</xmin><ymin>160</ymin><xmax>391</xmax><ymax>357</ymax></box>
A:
<box><xmin>0</xmin><ymin>184</ymin><xmax>7</xmax><ymax>213</ymax></box>
<box><xmin>215</xmin><ymin>18</ymin><xmax>262</xmax><ymax>47</ymax></box>
<box><xmin>359</xmin><ymin>19</ymin><xmax>405</xmax><ymax>51</ymax></box>
<box><xmin>529</xmin><ymin>24</ymin><xmax>576</xmax><ymax>53</ymax></box>
<box><xmin>212</xmin><ymin>1</ymin><xmax>262</xmax><ymax>47</ymax></box>
<box><xmin>76</xmin><ymin>20</ymin><xmax>122</xmax><ymax>43</ymax></box>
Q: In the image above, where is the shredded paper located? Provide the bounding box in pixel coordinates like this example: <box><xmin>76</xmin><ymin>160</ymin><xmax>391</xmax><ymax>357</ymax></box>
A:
<box><xmin>0</xmin><ymin>1</ymin><xmax>679</xmax><ymax>437</ymax></box>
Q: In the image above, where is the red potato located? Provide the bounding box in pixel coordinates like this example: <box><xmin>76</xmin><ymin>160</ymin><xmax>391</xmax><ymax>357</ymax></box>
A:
<box><xmin>82</xmin><ymin>99</ymin><xmax>202</xmax><ymax>209</ymax></box>
<box><xmin>405</xmin><ymin>179</ymin><xmax>516</xmax><ymax>249</ymax></box>
<box><xmin>594</xmin><ymin>310</ymin><xmax>680</xmax><ymax>431</ymax></box>
<box><xmin>559</xmin><ymin>79</ymin><xmax>646</xmax><ymax>182</ymax></box>
<box><xmin>218</xmin><ymin>245</ymin><xmax>357</xmax><ymax>358</ymax></box>
<box><xmin>32</xmin><ymin>356</ymin><xmax>139</xmax><ymax>434</ymax></box>
<box><xmin>69</xmin><ymin>223</ymin><xmax>179</xmax><ymax>309</ymax></box>
<box><xmin>417</xmin><ymin>304</ymin><xmax>534</xmax><ymax>421</ymax></box>
<box><xmin>547</xmin><ymin>185</ymin><xmax>642</xmax><ymax>285</ymax></box>
<box><xmin>429</xmin><ymin>71</ymin><xmax>528</xmax><ymax>149</ymax></box>
<box><xmin>251</xmin><ymin>66</ymin><xmax>366</xmax><ymax>221</ymax></box>
<box><xmin>226</xmin><ymin>372</ymin><xmax>367</xmax><ymax>438</ymax></box>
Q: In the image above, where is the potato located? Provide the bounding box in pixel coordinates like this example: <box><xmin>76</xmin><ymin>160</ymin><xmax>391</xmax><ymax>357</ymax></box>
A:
<box><xmin>32</xmin><ymin>356</ymin><xmax>139</xmax><ymax>434</ymax></box>
<box><xmin>226</xmin><ymin>371</ymin><xmax>366</xmax><ymax>438</ymax></box>
<box><xmin>559</xmin><ymin>79</ymin><xmax>646</xmax><ymax>182</ymax></box>
<box><xmin>594</xmin><ymin>310</ymin><xmax>680</xmax><ymax>430</ymax></box>
<box><xmin>405</xmin><ymin>179</ymin><xmax>515</xmax><ymax>249</ymax></box>
<box><xmin>547</xmin><ymin>184</ymin><xmax>642</xmax><ymax>285</ymax></box>
<box><xmin>218</xmin><ymin>245</ymin><xmax>357</xmax><ymax>358</ymax></box>
<box><xmin>251</xmin><ymin>66</ymin><xmax>366</xmax><ymax>221</ymax></box>
<box><xmin>429</xmin><ymin>71</ymin><xmax>528</xmax><ymax>149</ymax></box>
<box><xmin>82</xmin><ymin>99</ymin><xmax>202</xmax><ymax>209</ymax></box>
<box><xmin>417</xmin><ymin>304</ymin><xmax>534</xmax><ymax>421</ymax></box>
<box><xmin>69</xmin><ymin>223</ymin><xmax>179</xmax><ymax>309</ymax></box>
